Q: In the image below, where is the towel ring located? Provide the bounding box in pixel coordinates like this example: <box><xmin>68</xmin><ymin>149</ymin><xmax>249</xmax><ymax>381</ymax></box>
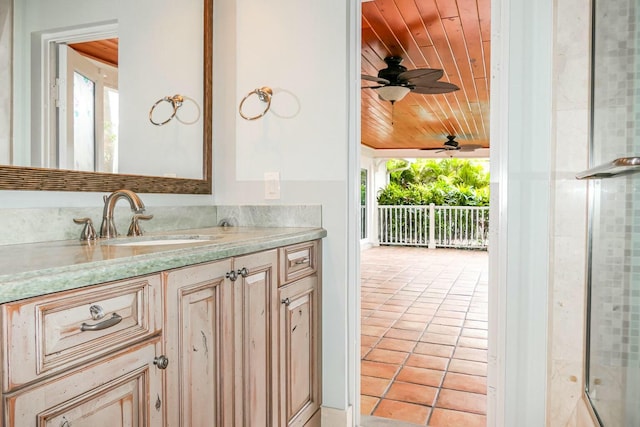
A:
<box><xmin>239</xmin><ymin>87</ymin><xmax>273</xmax><ymax>120</ymax></box>
<box><xmin>149</xmin><ymin>95</ymin><xmax>183</xmax><ymax>126</ymax></box>
<box><xmin>149</xmin><ymin>94</ymin><xmax>200</xmax><ymax>126</ymax></box>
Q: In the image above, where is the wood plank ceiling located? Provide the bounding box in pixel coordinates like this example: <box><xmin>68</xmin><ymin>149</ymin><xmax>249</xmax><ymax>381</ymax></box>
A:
<box><xmin>68</xmin><ymin>38</ymin><xmax>119</xmax><ymax>68</ymax></box>
<box><xmin>361</xmin><ymin>0</ymin><xmax>490</xmax><ymax>152</ymax></box>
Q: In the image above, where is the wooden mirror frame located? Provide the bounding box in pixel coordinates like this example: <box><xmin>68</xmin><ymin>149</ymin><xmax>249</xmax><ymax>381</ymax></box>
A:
<box><xmin>0</xmin><ymin>0</ymin><xmax>212</xmax><ymax>194</ymax></box>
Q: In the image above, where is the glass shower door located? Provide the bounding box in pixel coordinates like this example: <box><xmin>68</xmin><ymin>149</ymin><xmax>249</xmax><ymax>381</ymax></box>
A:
<box><xmin>583</xmin><ymin>0</ymin><xmax>640</xmax><ymax>425</ymax></box>
<box><xmin>586</xmin><ymin>174</ymin><xmax>640</xmax><ymax>426</ymax></box>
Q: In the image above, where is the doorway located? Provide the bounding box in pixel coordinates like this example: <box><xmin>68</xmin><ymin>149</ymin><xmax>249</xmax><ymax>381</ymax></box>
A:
<box><xmin>30</xmin><ymin>21</ymin><xmax>118</xmax><ymax>170</ymax></box>
<box><xmin>357</xmin><ymin>1</ymin><xmax>491</xmax><ymax>425</ymax></box>
<box><xmin>56</xmin><ymin>43</ymin><xmax>119</xmax><ymax>172</ymax></box>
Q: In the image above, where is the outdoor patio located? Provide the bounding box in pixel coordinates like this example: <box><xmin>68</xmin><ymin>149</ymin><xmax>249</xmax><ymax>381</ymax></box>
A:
<box><xmin>360</xmin><ymin>246</ymin><xmax>488</xmax><ymax>427</ymax></box>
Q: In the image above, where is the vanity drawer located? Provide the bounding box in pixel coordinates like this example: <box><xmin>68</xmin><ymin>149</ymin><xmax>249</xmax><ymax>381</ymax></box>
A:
<box><xmin>279</xmin><ymin>240</ymin><xmax>318</xmax><ymax>285</ymax></box>
<box><xmin>3</xmin><ymin>337</ymin><xmax>164</xmax><ymax>427</ymax></box>
<box><xmin>1</xmin><ymin>274</ymin><xmax>162</xmax><ymax>392</ymax></box>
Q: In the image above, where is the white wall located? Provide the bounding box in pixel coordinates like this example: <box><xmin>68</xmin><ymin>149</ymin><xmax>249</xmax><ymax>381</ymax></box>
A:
<box><xmin>212</xmin><ymin>0</ymin><xmax>356</xmax><ymax>416</ymax></box>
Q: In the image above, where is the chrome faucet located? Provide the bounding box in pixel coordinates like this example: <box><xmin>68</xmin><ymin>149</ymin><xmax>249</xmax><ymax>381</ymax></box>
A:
<box><xmin>100</xmin><ymin>189</ymin><xmax>146</xmax><ymax>239</ymax></box>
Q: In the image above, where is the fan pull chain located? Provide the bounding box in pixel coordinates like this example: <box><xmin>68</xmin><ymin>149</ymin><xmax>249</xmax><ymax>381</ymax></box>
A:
<box><xmin>391</xmin><ymin>100</ymin><xmax>396</xmax><ymax>125</ymax></box>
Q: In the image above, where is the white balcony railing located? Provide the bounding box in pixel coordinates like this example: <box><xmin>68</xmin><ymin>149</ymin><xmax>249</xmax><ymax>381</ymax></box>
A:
<box><xmin>377</xmin><ymin>204</ymin><xmax>489</xmax><ymax>249</ymax></box>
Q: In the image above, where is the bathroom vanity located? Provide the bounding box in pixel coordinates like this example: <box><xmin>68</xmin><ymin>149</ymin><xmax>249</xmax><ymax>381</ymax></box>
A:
<box><xmin>0</xmin><ymin>226</ymin><xmax>325</xmax><ymax>426</ymax></box>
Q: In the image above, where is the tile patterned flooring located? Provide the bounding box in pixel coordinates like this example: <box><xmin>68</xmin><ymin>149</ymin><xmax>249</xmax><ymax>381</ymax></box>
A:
<box><xmin>360</xmin><ymin>246</ymin><xmax>488</xmax><ymax>427</ymax></box>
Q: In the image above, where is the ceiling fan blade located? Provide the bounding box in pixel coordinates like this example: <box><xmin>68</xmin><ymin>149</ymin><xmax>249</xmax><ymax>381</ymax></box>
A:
<box><xmin>411</xmin><ymin>81</ymin><xmax>460</xmax><ymax>94</ymax></box>
<box><xmin>409</xmin><ymin>76</ymin><xmax>453</xmax><ymax>88</ymax></box>
<box><xmin>361</xmin><ymin>74</ymin><xmax>391</xmax><ymax>84</ymax></box>
<box><xmin>361</xmin><ymin>85</ymin><xmax>385</xmax><ymax>89</ymax></box>
<box><xmin>398</xmin><ymin>68</ymin><xmax>444</xmax><ymax>82</ymax></box>
<box><xmin>420</xmin><ymin>146</ymin><xmax>458</xmax><ymax>152</ymax></box>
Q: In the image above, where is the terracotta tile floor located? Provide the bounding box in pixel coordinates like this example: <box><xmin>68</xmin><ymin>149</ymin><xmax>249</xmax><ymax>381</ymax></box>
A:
<box><xmin>360</xmin><ymin>246</ymin><xmax>488</xmax><ymax>427</ymax></box>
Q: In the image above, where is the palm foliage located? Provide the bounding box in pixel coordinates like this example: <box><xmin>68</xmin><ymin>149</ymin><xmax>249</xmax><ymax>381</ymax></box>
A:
<box><xmin>378</xmin><ymin>159</ymin><xmax>489</xmax><ymax>206</ymax></box>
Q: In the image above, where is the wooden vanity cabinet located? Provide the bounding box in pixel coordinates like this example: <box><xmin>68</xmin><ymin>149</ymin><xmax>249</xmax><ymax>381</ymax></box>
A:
<box><xmin>277</xmin><ymin>241</ymin><xmax>321</xmax><ymax>427</ymax></box>
<box><xmin>0</xmin><ymin>239</ymin><xmax>322</xmax><ymax>427</ymax></box>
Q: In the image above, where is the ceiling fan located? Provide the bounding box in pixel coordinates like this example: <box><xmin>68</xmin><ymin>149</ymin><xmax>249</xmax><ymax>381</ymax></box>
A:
<box><xmin>420</xmin><ymin>135</ymin><xmax>483</xmax><ymax>153</ymax></box>
<box><xmin>361</xmin><ymin>56</ymin><xmax>460</xmax><ymax>104</ymax></box>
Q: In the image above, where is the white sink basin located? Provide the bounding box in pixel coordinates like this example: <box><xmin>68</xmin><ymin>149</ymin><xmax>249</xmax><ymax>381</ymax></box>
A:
<box><xmin>104</xmin><ymin>236</ymin><xmax>219</xmax><ymax>247</ymax></box>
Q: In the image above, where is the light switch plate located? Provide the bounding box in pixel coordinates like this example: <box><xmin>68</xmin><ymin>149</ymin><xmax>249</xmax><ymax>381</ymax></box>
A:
<box><xmin>264</xmin><ymin>172</ymin><xmax>280</xmax><ymax>199</ymax></box>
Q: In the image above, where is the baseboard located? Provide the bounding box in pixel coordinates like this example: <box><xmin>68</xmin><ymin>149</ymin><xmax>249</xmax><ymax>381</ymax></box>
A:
<box><xmin>321</xmin><ymin>405</ymin><xmax>353</xmax><ymax>427</ymax></box>
<box><xmin>360</xmin><ymin>415</ymin><xmax>423</xmax><ymax>427</ymax></box>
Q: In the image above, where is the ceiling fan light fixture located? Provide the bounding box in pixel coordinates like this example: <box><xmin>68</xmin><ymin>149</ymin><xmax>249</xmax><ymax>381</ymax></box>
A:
<box><xmin>375</xmin><ymin>85</ymin><xmax>410</xmax><ymax>102</ymax></box>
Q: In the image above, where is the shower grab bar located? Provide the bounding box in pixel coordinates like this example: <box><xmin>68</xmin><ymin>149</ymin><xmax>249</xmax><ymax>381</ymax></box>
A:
<box><xmin>576</xmin><ymin>157</ymin><xmax>640</xmax><ymax>179</ymax></box>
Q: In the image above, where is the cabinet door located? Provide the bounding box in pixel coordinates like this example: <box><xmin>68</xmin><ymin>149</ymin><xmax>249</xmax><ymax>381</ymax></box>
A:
<box><xmin>278</xmin><ymin>275</ymin><xmax>320</xmax><ymax>427</ymax></box>
<box><xmin>233</xmin><ymin>250</ymin><xmax>278</xmax><ymax>427</ymax></box>
<box><xmin>4</xmin><ymin>338</ymin><xmax>163</xmax><ymax>427</ymax></box>
<box><xmin>163</xmin><ymin>258</ymin><xmax>234</xmax><ymax>427</ymax></box>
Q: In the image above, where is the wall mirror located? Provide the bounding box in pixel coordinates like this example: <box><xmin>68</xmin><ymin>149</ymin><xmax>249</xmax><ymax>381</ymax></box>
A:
<box><xmin>0</xmin><ymin>0</ymin><xmax>212</xmax><ymax>194</ymax></box>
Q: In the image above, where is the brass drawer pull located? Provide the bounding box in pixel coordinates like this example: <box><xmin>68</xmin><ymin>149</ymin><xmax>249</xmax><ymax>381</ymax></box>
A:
<box><xmin>80</xmin><ymin>313</ymin><xmax>123</xmax><ymax>332</ymax></box>
<box><xmin>294</xmin><ymin>258</ymin><xmax>309</xmax><ymax>265</ymax></box>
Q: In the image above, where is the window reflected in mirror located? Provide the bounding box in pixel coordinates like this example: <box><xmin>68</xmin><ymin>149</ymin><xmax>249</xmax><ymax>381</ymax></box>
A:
<box><xmin>58</xmin><ymin>41</ymin><xmax>119</xmax><ymax>173</ymax></box>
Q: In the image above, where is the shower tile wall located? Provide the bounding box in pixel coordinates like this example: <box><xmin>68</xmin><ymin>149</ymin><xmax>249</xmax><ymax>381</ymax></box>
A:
<box><xmin>547</xmin><ymin>0</ymin><xmax>592</xmax><ymax>424</ymax></box>
<box><xmin>588</xmin><ymin>0</ymin><xmax>640</xmax><ymax>424</ymax></box>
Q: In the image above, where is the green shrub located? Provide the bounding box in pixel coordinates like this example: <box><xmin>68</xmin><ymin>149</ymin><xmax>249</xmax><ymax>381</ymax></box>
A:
<box><xmin>377</xmin><ymin>159</ymin><xmax>489</xmax><ymax>207</ymax></box>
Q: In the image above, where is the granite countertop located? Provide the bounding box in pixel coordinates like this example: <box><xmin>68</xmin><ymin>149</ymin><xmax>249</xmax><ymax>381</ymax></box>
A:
<box><xmin>0</xmin><ymin>226</ymin><xmax>327</xmax><ymax>304</ymax></box>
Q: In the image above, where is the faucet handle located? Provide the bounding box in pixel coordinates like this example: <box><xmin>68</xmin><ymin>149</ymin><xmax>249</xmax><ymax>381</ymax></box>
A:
<box><xmin>73</xmin><ymin>217</ymin><xmax>98</xmax><ymax>241</ymax></box>
<box><xmin>127</xmin><ymin>214</ymin><xmax>154</xmax><ymax>237</ymax></box>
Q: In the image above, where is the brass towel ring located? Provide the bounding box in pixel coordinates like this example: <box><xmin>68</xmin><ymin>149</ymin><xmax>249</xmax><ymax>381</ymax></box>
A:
<box><xmin>239</xmin><ymin>87</ymin><xmax>273</xmax><ymax>120</ymax></box>
<box><xmin>149</xmin><ymin>94</ymin><xmax>201</xmax><ymax>126</ymax></box>
<box><xmin>149</xmin><ymin>95</ymin><xmax>182</xmax><ymax>126</ymax></box>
